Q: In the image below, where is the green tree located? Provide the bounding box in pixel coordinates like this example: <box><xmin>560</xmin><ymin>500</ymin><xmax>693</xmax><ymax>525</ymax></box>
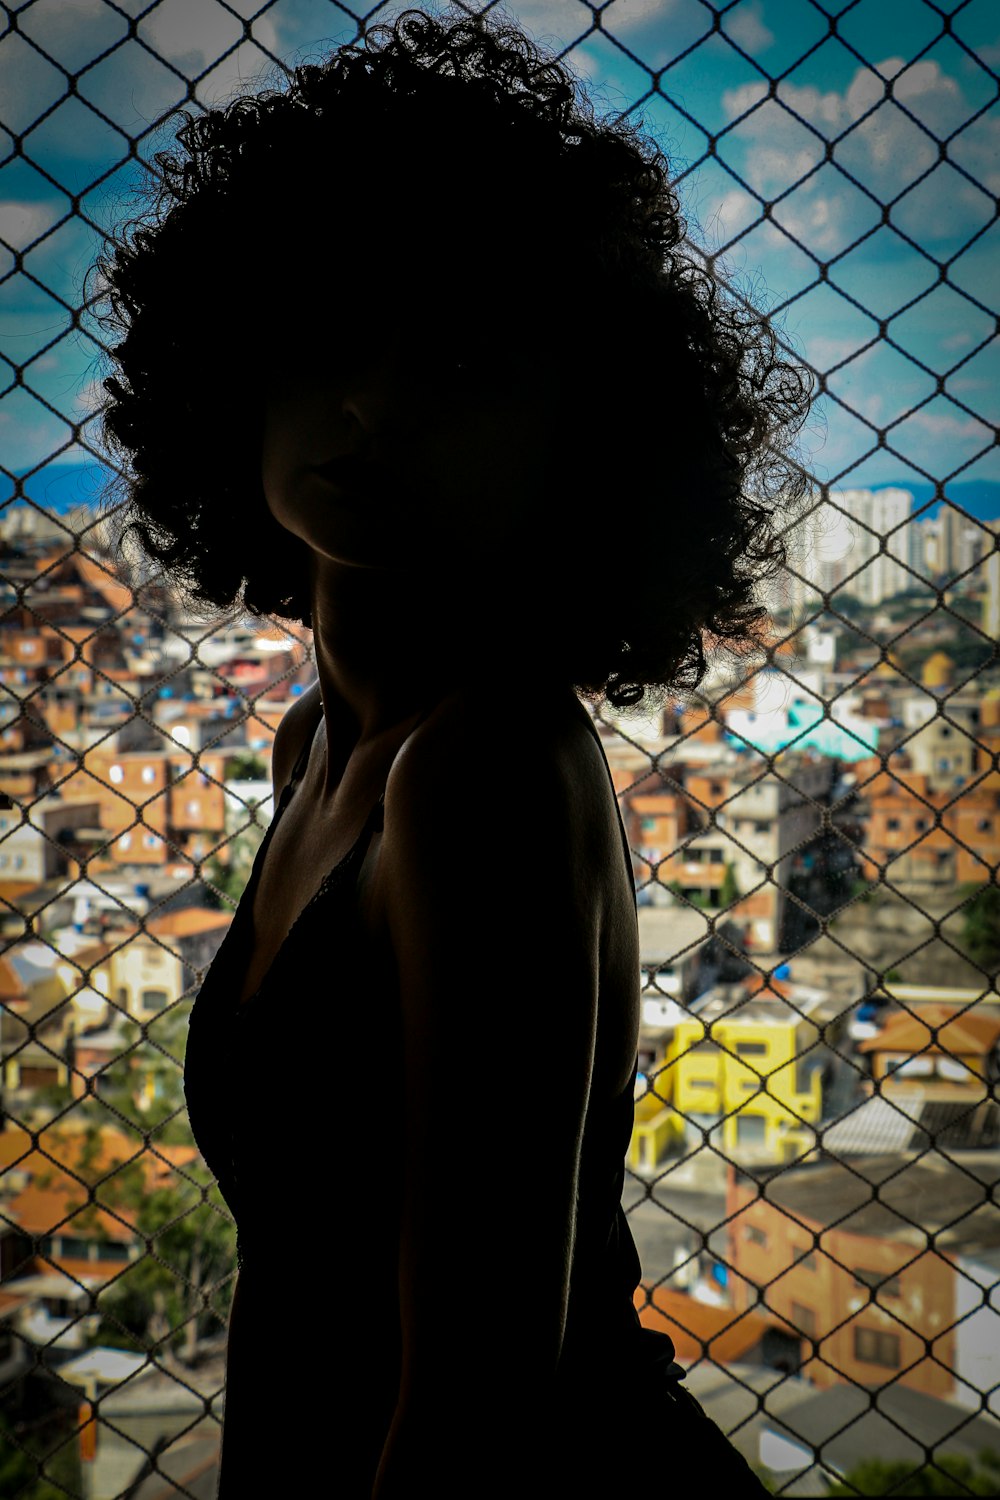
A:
<box><xmin>958</xmin><ymin>883</ymin><xmax>1000</xmax><ymax>971</ymax></box>
<box><xmin>94</xmin><ymin>1006</ymin><xmax>192</xmax><ymax>1140</ymax></box>
<box><xmin>0</xmin><ymin>1425</ymin><xmax>82</xmax><ymax>1500</ymax></box>
<box><xmin>224</xmin><ymin>752</ymin><xmax>267</xmax><ymax>782</ymax></box>
<box><xmin>720</xmin><ymin>861</ymin><xmax>741</xmax><ymax>908</ymax></box>
<box><xmin>75</xmin><ymin>1012</ymin><xmax>238</xmax><ymax>1364</ymax></box>
<box><xmin>827</xmin><ymin>1449</ymin><xmax>1000</xmax><ymax>1495</ymax></box>
<box><xmin>203</xmin><ymin>822</ymin><xmax>266</xmax><ymax>906</ymax></box>
<box><xmin>98</xmin><ymin>1162</ymin><xmax>236</xmax><ymax>1366</ymax></box>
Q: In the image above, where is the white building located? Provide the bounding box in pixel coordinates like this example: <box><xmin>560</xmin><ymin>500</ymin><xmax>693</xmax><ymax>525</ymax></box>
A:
<box><xmin>831</xmin><ymin>487</ymin><xmax>915</xmax><ymax>605</ymax></box>
<box><xmin>952</xmin><ymin>1245</ymin><xmax>1000</xmax><ymax>1419</ymax></box>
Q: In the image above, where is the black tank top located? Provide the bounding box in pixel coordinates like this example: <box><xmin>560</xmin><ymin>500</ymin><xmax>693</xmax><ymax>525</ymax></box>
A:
<box><xmin>183</xmin><ymin>695</ymin><xmax>752</xmax><ymax>1494</ymax></box>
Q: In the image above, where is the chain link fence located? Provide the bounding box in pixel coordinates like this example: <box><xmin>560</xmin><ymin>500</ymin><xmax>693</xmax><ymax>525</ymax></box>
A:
<box><xmin>1</xmin><ymin>0</ymin><xmax>998</xmax><ymax>1494</ymax></box>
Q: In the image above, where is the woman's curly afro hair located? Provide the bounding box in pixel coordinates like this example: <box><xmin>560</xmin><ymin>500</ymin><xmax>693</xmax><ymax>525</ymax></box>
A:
<box><xmin>98</xmin><ymin>6</ymin><xmax>812</xmax><ymax>710</ymax></box>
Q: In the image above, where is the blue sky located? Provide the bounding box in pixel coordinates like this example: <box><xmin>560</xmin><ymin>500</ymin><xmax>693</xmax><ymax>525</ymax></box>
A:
<box><xmin>0</xmin><ymin>0</ymin><xmax>997</xmax><ymax>498</ymax></box>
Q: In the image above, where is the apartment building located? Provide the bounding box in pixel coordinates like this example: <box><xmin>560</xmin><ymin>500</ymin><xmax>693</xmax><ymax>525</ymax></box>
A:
<box><xmin>727</xmin><ymin>1155</ymin><xmax>1000</xmax><ymax>1408</ymax></box>
<box><xmin>860</xmin><ymin>768</ymin><xmax>1000</xmax><ymax>889</ymax></box>
<box><xmin>625</xmin><ymin>749</ymin><xmax>834</xmax><ymax>951</ymax></box>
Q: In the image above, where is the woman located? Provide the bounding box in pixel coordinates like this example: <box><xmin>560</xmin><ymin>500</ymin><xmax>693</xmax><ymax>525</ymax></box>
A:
<box><xmin>98</xmin><ymin>9</ymin><xmax>809</xmax><ymax>1494</ymax></box>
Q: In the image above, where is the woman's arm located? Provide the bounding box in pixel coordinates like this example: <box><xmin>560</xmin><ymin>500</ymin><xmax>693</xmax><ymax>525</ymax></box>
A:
<box><xmin>373</xmin><ymin>697</ymin><xmax>608</xmax><ymax>1496</ymax></box>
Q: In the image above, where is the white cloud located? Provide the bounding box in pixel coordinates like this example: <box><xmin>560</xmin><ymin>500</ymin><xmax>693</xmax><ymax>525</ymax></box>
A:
<box><xmin>138</xmin><ymin>0</ymin><xmax>279</xmax><ymax>75</ymax></box>
<box><xmin>703</xmin><ymin>186</ymin><xmax>761</xmax><ymax>249</ymax></box>
<box><xmin>908</xmin><ymin>409</ymin><xmax>992</xmax><ymax>442</ymax></box>
<box><xmin>770</xmin><ymin>189</ymin><xmax>865</xmax><ymax>257</ymax></box>
<box><xmin>723</xmin><ymin>1</ymin><xmax>774</xmax><ymax>55</ymax></box>
<box><xmin>718</xmin><ymin>53</ymin><xmax>998</xmax><ymax>255</ymax></box>
<box><xmin>724</xmin><ymin>55</ymin><xmax>968</xmax><ymax>157</ymax></box>
<box><xmin>504</xmin><ymin>0</ymin><xmax>677</xmax><ymax>42</ymax></box>
<box><xmin>800</xmin><ymin>333</ymin><xmax>870</xmax><ymax>369</ymax></box>
<box><xmin>0</xmin><ymin>200</ymin><xmax>63</xmax><ymax>252</ymax></box>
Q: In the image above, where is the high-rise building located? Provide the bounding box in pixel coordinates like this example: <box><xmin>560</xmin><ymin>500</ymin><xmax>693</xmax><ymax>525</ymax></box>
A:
<box><xmin>830</xmin><ymin>488</ymin><xmax>914</xmax><ymax>605</ymax></box>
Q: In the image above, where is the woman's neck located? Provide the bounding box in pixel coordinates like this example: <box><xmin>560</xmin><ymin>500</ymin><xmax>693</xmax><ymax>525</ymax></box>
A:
<box><xmin>306</xmin><ymin>555</ymin><xmax>458</xmax><ymax>774</ymax></box>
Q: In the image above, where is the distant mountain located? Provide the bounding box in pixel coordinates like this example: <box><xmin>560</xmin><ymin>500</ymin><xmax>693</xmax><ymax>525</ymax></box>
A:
<box><xmin>6</xmin><ymin>463</ymin><xmax>115</xmax><ymax>514</ymax></box>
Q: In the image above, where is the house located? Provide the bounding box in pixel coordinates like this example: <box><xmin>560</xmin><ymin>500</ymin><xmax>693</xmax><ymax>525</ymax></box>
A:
<box><xmin>630</xmin><ymin>753</ymin><xmax>833</xmax><ymax>950</ymax></box>
<box><xmin>631</xmin><ymin>977</ymin><xmax>829</xmax><ymax>1169</ymax></box>
<box><xmin>854</xmin><ymin>1003</ymin><xmax>1000</xmax><ymax>1149</ymax></box>
<box><xmin>0</xmin><ymin>1125</ymin><xmax>197</xmax><ymax>1290</ymax></box>
<box><xmin>636</xmin><ymin>906</ymin><xmax>746</xmax><ymax>1022</ymax></box>
<box><xmin>726</xmin><ymin>1154</ymin><xmax>1000</xmax><ymax>1406</ymax></box>
<box><xmin>144</xmin><ymin>906</ymin><xmax>233</xmax><ymax>990</ymax></box>
<box><xmin>0</xmin><ymin>942</ymin><xmax>77</xmax><ymax>1096</ymax></box>
<box><xmin>634</xmin><ymin>1284</ymin><xmax>801</xmax><ymax>1372</ymax></box>
<box><xmin>0</xmin><ymin>796</ymin><xmax>104</xmax><ymax>901</ymax></box>
<box><xmin>859</xmin><ymin>769</ymin><xmax>1000</xmax><ymax>890</ymax></box>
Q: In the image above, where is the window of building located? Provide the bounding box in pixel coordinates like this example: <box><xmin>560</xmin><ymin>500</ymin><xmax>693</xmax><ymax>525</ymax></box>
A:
<box><xmin>853</xmin><ymin>1326</ymin><xmax>901</xmax><ymax>1368</ymax></box>
<box><xmin>141</xmin><ymin>765</ymin><xmax>156</xmax><ymax>783</ymax></box>
<box><xmin>736</xmin><ymin>1113</ymin><xmax>767</xmax><ymax>1144</ymax></box>
<box><xmin>884</xmin><ymin>1053</ymin><xmax>932</xmax><ymax>1078</ymax></box>
<box><xmin>56</xmin><ymin>1236</ymin><xmax>94</xmax><ymax>1261</ymax></box>
<box><xmin>853</xmin><ymin>1269</ymin><xmax>901</xmax><ymax>1298</ymax></box>
<box><xmin>795</xmin><ymin>1052</ymin><xmax>825</xmax><ymax>1095</ymax></box>
<box><xmin>98</xmin><ymin>1242</ymin><xmax>132</xmax><ymax>1262</ymax></box>
<box><xmin>790</xmin><ymin>1302</ymin><xmax>816</xmax><ymax>1339</ymax></box>
<box><xmin>977</xmin><ymin>818</ymin><xmax>991</xmax><ymax>833</ymax></box>
<box><xmin>118</xmin><ymin>834</ymin><xmax>132</xmax><ymax>850</ymax></box>
<box><xmin>109</xmin><ymin>764</ymin><xmax>124</xmax><ymax>783</ymax></box>
<box><xmin>688</xmin><ymin>1078</ymin><xmax>715</xmax><ymax>1089</ymax></box>
<box><xmin>801</xmin><ymin>1251</ymin><xmax>818</xmax><ymax>1271</ymax></box>
<box><xmin>708</xmin><ymin>849</ymin><xmax>724</xmax><ymax>864</ymax></box>
<box><xmin>737</xmin><ymin>1042</ymin><xmax>768</xmax><ymax>1057</ymax></box>
<box><xmin>754</xmin><ymin>821</ymin><xmax>769</xmax><ymax>835</ymax></box>
<box><xmin>143</xmin><ymin>834</ymin><xmax>159</xmax><ymax>849</ymax></box>
<box><xmin>141</xmin><ymin>989</ymin><xmax>169</xmax><ymax>1011</ymax></box>
<box><xmin>887</xmin><ymin>817</ymin><xmax>900</xmax><ymax>831</ymax></box>
<box><xmin>914</xmin><ymin>818</ymin><xmax>927</xmax><ymax>832</ymax></box>
<box><xmin>186</xmin><ymin>799</ymin><xmax>200</xmax><ymax>816</ymax></box>
<box><xmin>744</xmin><ymin>1224</ymin><xmax>767</xmax><ymax>1247</ymax></box>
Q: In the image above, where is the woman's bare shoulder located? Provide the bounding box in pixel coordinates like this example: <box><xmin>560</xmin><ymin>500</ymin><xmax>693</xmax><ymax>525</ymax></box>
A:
<box><xmin>385</xmin><ymin>689</ymin><xmax>622</xmax><ymax>869</ymax></box>
<box><xmin>269</xmin><ymin>680</ymin><xmax>322</xmax><ymax>798</ymax></box>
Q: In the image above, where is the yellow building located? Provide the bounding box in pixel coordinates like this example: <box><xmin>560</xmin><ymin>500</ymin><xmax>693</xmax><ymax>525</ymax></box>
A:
<box><xmin>630</xmin><ymin>983</ymin><xmax>826</xmax><ymax>1170</ymax></box>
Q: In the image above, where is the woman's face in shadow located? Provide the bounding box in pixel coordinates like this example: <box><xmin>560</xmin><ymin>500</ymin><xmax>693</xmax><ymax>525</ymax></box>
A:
<box><xmin>261</xmin><ymin>316</ymin><xmax>560</xmax><ymax>580</ymax></box>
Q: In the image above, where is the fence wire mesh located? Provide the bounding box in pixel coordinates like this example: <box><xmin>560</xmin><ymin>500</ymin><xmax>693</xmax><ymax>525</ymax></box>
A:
<box><xmin>1</xmin><ymin>0</ymin><xmax>998</xmax><ymax>1494</ymax></box>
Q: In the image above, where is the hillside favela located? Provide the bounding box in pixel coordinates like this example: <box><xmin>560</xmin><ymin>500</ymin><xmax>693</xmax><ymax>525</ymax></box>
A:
<box><xmin>1</xmin><ymin>480</ymin><xmax>999</xmax><ymax>1497</ymax></box>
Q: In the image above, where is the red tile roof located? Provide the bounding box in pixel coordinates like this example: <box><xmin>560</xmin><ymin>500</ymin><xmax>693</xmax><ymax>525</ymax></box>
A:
<box><xmin>634</xmin><ymin>1285</ymin><xmax>778</xmax><ymax>1364</ymax></box>
<box><xmin>859</xmin><ymin>1004</ymin><xmax>1000</xmax><ymax>1057</ymax></box>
